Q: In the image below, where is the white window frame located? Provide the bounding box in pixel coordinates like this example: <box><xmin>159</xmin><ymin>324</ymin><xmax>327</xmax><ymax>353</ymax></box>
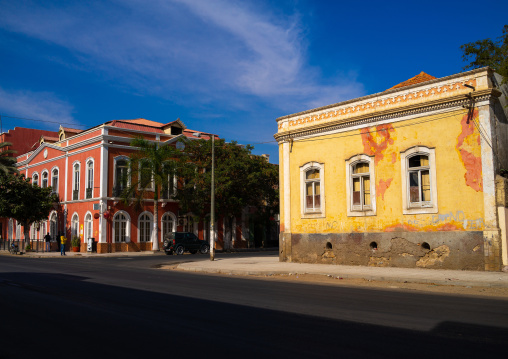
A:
<box><xmin>71</xmin><ymin>213</ymin><xmax>79</xmax><ymax>239</ymax></box>
<box><xmin>86</xmin><ymin>158</ymin><xmax>94</xmax><ymax>196</ymax></box>
<box><xmin>32</xmin><ymin>172</ymin><xmax>39</xmax><ymax>187</ymax></box>
<box><xmin>300</xmin><ymin>162</ymin><xmax>325</xmax><ymax>219</ymax></box>
<box><xmin>138</xmin><ymin>160</ymin><xmax>154</xmax><ymax>191</ymax></box>
<box><xmin>401</xmin><ymin>146</ymin><xmax>438</xmax><ymax>215</ymax></box>
<box><xmin>72</xmin><ymin>161</ymin><xmax>81</xmax><ymax>200</ymax></box>
<box><xmin>346</xmin><ymin>154</ymin><xmax>376</xmax><ymax>217</ymax></box>
<box><xmin>84</xmin><ymin>212</ymin><xmax>93</xmax><ymax>241</ymax></box>
<box><xmin>113</xmin><ymin>211</ymin><xmax>130</xmax><ymax>243</ymax></box>
<box><xmin>51</xmin><ymin>167</ymin><xmax>59</xmax><ymax>194</ymax></box>
<box><xmin>41</xmin><ymin>170</ymin><xmax>49</xmax><ymax>188</ymax></box>
<box><xmin>161</xmin><ymin>212</ymin><xmax>176</xmax><ymax>242</ymax></box>
<box><xmin>113</xmin><ymin>156</ymin><xmax>130</xmax><ymax>195</ymax></box>
<box><xmin>138</xmin><ymin>211</ymin><xmax>153</xmax><ymax>242</ymax></box>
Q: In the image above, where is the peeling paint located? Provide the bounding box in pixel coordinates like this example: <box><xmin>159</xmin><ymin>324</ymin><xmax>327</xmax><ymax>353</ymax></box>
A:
<box><xmin>416</xmin><ymin>245</ymin><xmax>450</xmax><ymax>267</ymax></box>
<box><xmin>377</xmin><ymin>178</ymin><xmax>393</xmax><ymax>200</ymax></box>
<box><xmin>456</xmin><ymin>110</ymin><xmax>483</xmax><ymax>191</ymax></box>
<box><xmin>360</xmin><ymin>124</ymin><xmax>396</xmax><ymax>165</ymax></box>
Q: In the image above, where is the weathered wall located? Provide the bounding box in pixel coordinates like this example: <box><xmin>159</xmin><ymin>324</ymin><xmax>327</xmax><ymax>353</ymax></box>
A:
<box><xmin>288</xmin><ymin>231</ymin><xmax>484</xmax><ymax>270</ymax></box>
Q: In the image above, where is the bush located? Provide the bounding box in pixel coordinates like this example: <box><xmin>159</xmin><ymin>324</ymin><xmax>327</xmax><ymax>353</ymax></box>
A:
<box><xmin>71</xmin><ymin>236</ymin><xmax>80</xmax><ymax>247</ymax></box>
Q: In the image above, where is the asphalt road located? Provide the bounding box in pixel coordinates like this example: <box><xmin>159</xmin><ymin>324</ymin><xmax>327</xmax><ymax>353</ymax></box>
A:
<box><xmin>1</xmin><ymin>253</ymin><xmax>508</xmax><ymax>358</ymax></box>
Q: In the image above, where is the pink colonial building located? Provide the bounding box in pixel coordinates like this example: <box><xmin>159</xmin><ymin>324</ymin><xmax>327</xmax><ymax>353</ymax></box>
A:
<box><xmin>1</xmin><ymin>118</ymin><xmax>251</xmax><ymax>253</ymax></box>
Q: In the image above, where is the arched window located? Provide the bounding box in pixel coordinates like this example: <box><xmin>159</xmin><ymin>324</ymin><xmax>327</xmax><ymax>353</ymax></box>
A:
<box><xmin>84</xmin><ymin>213</ymin><xmax>93</xmax><ymax>241</ymax></box>
<box><xmin>114</xmin><ymin>158</ymin><xmax>129</xmax><ymax>196</ymax></box>
<box><xmin>32</xmin><ymin>173</ymin><xmax>39</xmax><ymax>187</ymax></box>
<box><xmin>73</xmin><ymin>163</ymin><xmax>80</xmax><ymax>200</ymax></box>
<box><xmin>113</xmin><ymin>212</ymin><xmax>129</xmax><ymax>242</ymax></box>
<box><xmin>138</xmin><ymin>213</ymin><xmax>153</xmax><ymax>242</ymax></box>
<box><xmin>51</xmin><ymin>168</ymin><xmax>59</xmax><ymax>193</ymax></box>
<box><xmin>401</xmin><ymin>146</ymin><xmax>437</xmax><ymax>214</ymax></box>
<box><xmin>183</xmin><ymin>215</ymin><xmax>194</xmax><ymax>233</ymax></box>
<box><xmin>71</xmin><ymin>214</ymin><xmax>79</xmax><ymax>239</ymax></box>
<box><xmin>86</xmin><ymin>160</ymin><xmax>94</xmax><ymax>199</ymax></box>
<box><xmin>41</xmin><ymin>171</ymin><xmax>49</xmax><ymax>188</ymax></box>
<box><xmin>346</xmin><ymin>155</ymin><xmax>376</xmax><ymax>216</ymax></box>
<box><xmin>50</xmin><ymin>213</ymin><xmax>57</xmax><ymax>240</ymax></box>
<box><xmin>161</xmin><ymin>212</ymin><xmax>176</xmax><ymax>241</ymax></box>
<box><xmin>300</xmin><ymin>162</ymin><xmax>325</xmax><ymax>218</ymax></box>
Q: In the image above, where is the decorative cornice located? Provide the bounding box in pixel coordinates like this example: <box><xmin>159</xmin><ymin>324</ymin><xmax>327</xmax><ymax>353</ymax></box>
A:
<box><xmin>274</xmin><ymin>89</ymin><xmax>498</xmax><ymax>142</ymax></box>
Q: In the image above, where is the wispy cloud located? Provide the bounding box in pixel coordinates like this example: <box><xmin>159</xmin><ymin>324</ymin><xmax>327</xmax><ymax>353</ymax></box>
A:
<box><xmin>0</xmin><ymin>87</ymin><xmax>78</xmax><ymax>130</ymax></box>
<box><xmin>0</xmin><ymin>0</ymin><xmax>363</xmax><ymax>112</ymax></box>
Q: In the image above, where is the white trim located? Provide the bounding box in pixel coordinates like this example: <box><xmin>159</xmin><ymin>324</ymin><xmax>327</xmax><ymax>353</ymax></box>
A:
<box><xmin>400</xmin><ymin>146</ymin><xmax>438</xmax><ymax>214</ymax></box>
<box><xmin>85</xmin><ymin>157</ymin><xmax>95</xmax><ymax>199</ymax></box>
<box><xmin>283</xmin><ymin>141</ymin><xmax>291</xmax><ymax>232</ymax></box>
<box><xmin>51</xmin><ymin>166</ymin><xmax>59</xmax><ymax>194</ymax></box>
<box><xmin>72</xmin><ymin>161</ymin><xmax>81</xmax><ymax>201</ymax></box>
<box><xmin>71</xmin><ymin>212</ymin><xmax>80</xmax><ymax>239</ymax></box>
<box><xmin>112</xmin><ymin>210</ymin><xmax>131</xmax><ymax>243</ymax></box>
<box><xmin>32</xmin><ymin>171</ymin><xmax>39</xmax><ymax>186</ymax></box>
<box><xmin>84</xmin><ymin>211</ymin><xmax>93</xmax><ymax>241</ymax></box>
<box><xmin>300</xmin><ymin>161</ymin><xmax>326</xmax><ymax>219</ymax></box>
<box><xmin>113</xmin><ymin>155</ymin><xmax>130</xmax><ymax>195</ymax></box>
<box><xmin>160</xmin><ymin>211</ymin><xmax>177</xmax><ymax>242</ymax></box>
<box><xmin>41</xmin><ymin>169</ymin><xmax>49</xmax><ymax>188</ymax></box>
<box><xmin>137</xmin><ymin>211</ymin><xmax>154</xmax><ymax>243</ymax></box>
<box><xmin>346</xmin><ymin>154</ymin><xmax>376</xmax><ymax>217</ymax></box>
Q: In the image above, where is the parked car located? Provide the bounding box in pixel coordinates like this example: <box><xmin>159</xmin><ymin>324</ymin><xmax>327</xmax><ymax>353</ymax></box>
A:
<box><xmin>163</xmin><ymin>232</ymin><xmax>210</xmax><ymax>255</ymax></box>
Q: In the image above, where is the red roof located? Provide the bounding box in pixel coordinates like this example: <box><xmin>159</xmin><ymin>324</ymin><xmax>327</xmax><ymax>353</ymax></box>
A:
<box><xmin>112</xmin><ymin>121</ymin><xmax>165</xmax><ymax>133</ymax></box>
<box><xmin>386</xmin><ymin>72</ymin><xmax>436</xmax><ymax>91</ymax></box>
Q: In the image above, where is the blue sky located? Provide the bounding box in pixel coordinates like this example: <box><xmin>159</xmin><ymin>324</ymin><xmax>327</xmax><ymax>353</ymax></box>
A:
<box><xmin>0</xmin><ymin>0</ymin><xmax>507</xmax><ymax>163</ymax></box>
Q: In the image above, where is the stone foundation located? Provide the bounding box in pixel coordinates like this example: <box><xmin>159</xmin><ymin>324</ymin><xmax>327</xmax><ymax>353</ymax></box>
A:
<box><xmin>284</xmin><ymin>231</ymin><xmax>485</xmax><ymax>271</ymax></box>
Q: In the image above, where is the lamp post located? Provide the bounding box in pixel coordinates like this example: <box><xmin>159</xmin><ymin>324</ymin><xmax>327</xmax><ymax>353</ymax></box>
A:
<box><xmin>210</xmin><ymin>134</ymin><xmax>215</xmax><ymax>261</ymax></box>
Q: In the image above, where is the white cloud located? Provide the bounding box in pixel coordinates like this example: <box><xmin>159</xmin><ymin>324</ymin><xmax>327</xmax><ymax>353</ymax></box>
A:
<box><xmin>0</xmin><ymin>0</ymin><xmax>364</xmax><ymax>112</ymax></box>
<box><xmin>0</xmin><ymin>87</ymin><xmax>78</xmax><ymax>129</ymax></box>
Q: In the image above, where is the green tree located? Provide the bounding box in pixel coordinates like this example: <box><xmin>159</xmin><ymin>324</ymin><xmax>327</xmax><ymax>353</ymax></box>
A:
<box><xmin>0</xmin><ymin>173</ymin><xmax>58</xmax><ymax>244</ymax></box>
<box><xmin>176</xmin><ymin>138</ymin><xmax>279</xmax><ymax>248</ymax></box>
<box><xmin>461</xmin><ymin>25</ymin><xmax>508</xmax><ymax>81</ymax></box>
<box><xmin>120</xmin><ymin>137</ymin><xmax>181</xmax><ymax>251</ymax></box>
<box><xmin>0</xmin><ymin>141</ymin><xmax>18</xmax><ymax>176</ymax></box>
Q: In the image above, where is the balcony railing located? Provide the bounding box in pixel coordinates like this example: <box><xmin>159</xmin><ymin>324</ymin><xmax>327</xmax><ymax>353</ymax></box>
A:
<box><xmin>86</xmin><ymin>188</ymin><xmax>93</xmax><ymax>199</ymax></box>
<box><xmin>72</xmin><ymin>190</ymin><xmax>79</xmax><ymax>201</ymax></box>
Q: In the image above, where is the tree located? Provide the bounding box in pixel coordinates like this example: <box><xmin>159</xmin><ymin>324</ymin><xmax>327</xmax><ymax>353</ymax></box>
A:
<box><xmin>175</xmin><ymin>138</ymin><xmax>279</xmax><ymax>249</ymax></box>
<box><xmin>461</xmin><ymin>25</ymin><xmax>508</xmax><ymax>81</ymax></box>
<box><xmin>0</xmin><ymin>173</ymin><xmax>58</xmax><ymax>245</ymax></box>
<box><xmin>0</xmin><ymin>141</ymin><xmax>18</xmax><ymax>176</ymax></box>
<box><xmin>120</xmin><ymin>137</ymin><xmax>181</xmax><ymax>251</ymax></box>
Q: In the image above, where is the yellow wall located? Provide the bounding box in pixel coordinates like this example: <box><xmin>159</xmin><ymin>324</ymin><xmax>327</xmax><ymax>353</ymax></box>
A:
<box><xmin>283</xmin><ymin>109</ymin><xmax>485</xmax><ymax>235</ymax></box>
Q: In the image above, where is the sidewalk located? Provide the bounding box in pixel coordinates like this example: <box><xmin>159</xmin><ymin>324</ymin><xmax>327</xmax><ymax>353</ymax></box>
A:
<box><xmin>4</xmin><ymin>249</ymin><xmax>508</xmax><ymax>288</ymax></box>
<box><xmin>174</xmin><ymin>254</ymin><xmax>508</xmax><ymax>288</ymax></box>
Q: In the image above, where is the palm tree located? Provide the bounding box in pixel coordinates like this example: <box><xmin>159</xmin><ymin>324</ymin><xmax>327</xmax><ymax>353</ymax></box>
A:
<box><xmin>121</xmin><ymin>137</ymin><xmax>180</xmax><ymax>251</ymax></box>
<box><xmin>0</xmin><ymin>142</ymin><xmax>18</xmax><ymax>176</ymax></box>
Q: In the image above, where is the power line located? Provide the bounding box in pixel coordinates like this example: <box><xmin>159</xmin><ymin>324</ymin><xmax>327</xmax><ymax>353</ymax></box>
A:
<box><xmin>0</xmin><ymin>114</ymin><xmax>88</xmax><ymax>128</ymax></box>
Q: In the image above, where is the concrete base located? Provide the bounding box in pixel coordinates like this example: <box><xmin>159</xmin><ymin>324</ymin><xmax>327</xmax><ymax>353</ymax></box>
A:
<box><xmin>286</xmin><ymin>231</ymin><xmax>486</xmax><ymax>271</ymax></box>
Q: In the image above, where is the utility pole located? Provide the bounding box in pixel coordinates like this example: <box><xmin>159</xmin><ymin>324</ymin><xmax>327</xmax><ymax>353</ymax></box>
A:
<box><xmin>210</xmin><ymin>134</ymin><xmax>215</xmax><ymax>261</ymax></box>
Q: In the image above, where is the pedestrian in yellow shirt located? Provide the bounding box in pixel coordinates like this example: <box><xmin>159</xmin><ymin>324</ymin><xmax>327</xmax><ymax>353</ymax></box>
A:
<box><xmin>60</xmin><ymin>235</ymin><xmax>67</xmax><ymax>256</ymax></box>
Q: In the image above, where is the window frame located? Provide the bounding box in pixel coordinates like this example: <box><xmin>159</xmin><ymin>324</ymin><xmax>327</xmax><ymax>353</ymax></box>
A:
<box><xmin>300</xmin><ymin>162</ymin><xmax>325</xmax><ymax>219</ymax></box>
<box><xmin>113</xmin><ymin>211</ymin><xmax>130</xmax><ymax>243</ymax></box>
<box><xmin>41</xmin><ymin>170</ymin><xmax>49</xmax><ymax>188</ymax></box>
<box><xmin>51</xmin><ymin>167</ymin><xmax>59</xmax><ymax>194</ymax></box>
<box><xmin>161</xmin><ymin>212</ymin><xmax>176</xmax><ymax>242</ymax></box>
<box><xmin>84</xmin><ymin>212</ymin><xmax>93</xmax><ymax>241</ymax></box>
<box><xmin>346</xmin><ymin>154</ymin><xmax>376</xmax><ymax>217</ymax></box>
<box><xmin>72</xmin><ymin>161</ymin><xmax>80</xmax><ymax>200</ymax></box>
<box><xmin>400</xmin><ymin>146</ymin><xmax>438</xmax><ymax>215</ymax></box>
<box><xmin>32</xmin><ymin>172</ymin><xmax>39</xmax><ymax>187</ymax></box>
<box><xmin>138</xmin><ymin>211</ymin><xmax>153</xmax><ymax>242</ymax></box>
<box><xmin>86</xmin><ymin>159</ymin><xmax>94</xmax><ymax>198</ymax></box>
<box><xmin>113</xmin><ymin>156</ymin><xmax>130</xmax><ymax>196</ymax></box>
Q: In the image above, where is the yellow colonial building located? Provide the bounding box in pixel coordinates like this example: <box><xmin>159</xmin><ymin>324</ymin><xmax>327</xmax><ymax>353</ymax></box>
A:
<box><xmin>275</xmin><ymin>67</ymin><xmax>508</xmax><ymax>271</ymax></box>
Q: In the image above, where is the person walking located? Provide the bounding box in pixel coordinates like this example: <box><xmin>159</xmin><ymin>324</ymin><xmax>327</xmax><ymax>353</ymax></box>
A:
<box><xmin>60</xmin><ymin>234</ymin><xmax>67</xmax><ymax>256</ymax></box>
<box><xmin>44</xmin><ymin>232</ymin><xmax>51</xmax><ymax>252</ymax></box>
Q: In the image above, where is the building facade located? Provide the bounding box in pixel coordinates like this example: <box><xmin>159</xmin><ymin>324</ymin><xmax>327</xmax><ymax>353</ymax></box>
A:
<box><xmin>1</xmin><ymin>118</ymin><xmax>258</xmax><ymax>252</ymax></box>
<box><xmin>275</xmin><ymin>67</ymin><xmax>508</xmax><ymax>271</ymax></box>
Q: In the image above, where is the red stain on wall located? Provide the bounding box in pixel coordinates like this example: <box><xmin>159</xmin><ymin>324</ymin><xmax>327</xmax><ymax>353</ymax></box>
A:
<box><xmin>377</xmin><ymin>178</ymin><xmax>393</xmax><ymax>200</ymax></box>
<box><xmin>391</xmin><ymin>152</ymin><xmax>397</xmax><ymax>164</ymax></box>
<box><xmin>456</xmin><ymin>110</ymin><xmax>483</xmax><ymax>192</ymax></box>
<box><xmin>360</xmin><ymin>124</ymin><xmax>395</xmax><ymax>165</ymax></box>
<box><xmin>384</xmin><ymin>222</ymin><xmax>462</xmax><ymax>232</ymax></box>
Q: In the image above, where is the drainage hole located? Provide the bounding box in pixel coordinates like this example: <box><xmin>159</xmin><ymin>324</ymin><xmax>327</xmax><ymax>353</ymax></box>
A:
<box><xmin>369</xmin><ymin>242</ymin><xmax>378</xmax><ymax>250</ymax></box>
<box><xmin>325</xmin><ymin>242</ymin><xmax>332</xmax><ymax>250</ymax></box>
<box><xmin>421</xmin><ymin>242</ymin><xmax>431</xmax><ymax>250</ymax></box>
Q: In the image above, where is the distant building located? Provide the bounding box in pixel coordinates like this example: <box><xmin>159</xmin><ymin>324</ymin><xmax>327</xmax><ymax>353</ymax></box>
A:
<box><xmin>275</xmin><ymin>67</ymin><xmax>508</xmax><ymax>271</ymax></box>
<box><xmin>0</xmin><ymin>127</ymin><xmax>59</xmax><ymax>156</ymax></box>
<box><xmin>1</xmin><ymin>118</ymin><xmax>271</xmax><ymax>252</ymax></box>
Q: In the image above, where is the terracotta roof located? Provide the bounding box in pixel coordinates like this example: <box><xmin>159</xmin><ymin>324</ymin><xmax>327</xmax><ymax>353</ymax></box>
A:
<box><xmin>118</xmin><ymin>118</ymin><xmax>165</xmax><ymax>127</ymax></box>
<box><xmin>112</xmin><ymin>121</ymin><xmax>165</xmax><ymax>133</ymax></box>
<box><xmin>386</xmin><ymin>72</ymin><xmax>436</xmax><ymax>91</ymax></box>
<box><xmin>41</xmin><ymin>136</ymin><xmax>59</xmax><ymax>142</ymax></box>
<box><xmin>61</xmin><ymin>127</ymin><xmax>83</xmax><ymax>134</ymax></box>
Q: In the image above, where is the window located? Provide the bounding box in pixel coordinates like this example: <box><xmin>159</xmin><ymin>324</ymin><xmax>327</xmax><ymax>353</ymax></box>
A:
<box><xmin>113</xmin><ymin>212</ymin><xmax>129</xmax><ymax>242</ymax></box>
<box><xmin>86</xmin><ymin>160</ymin><xmax>94</xmax><ymax>199</ymax></box>
<box><xmin>114</xmin><ymin>158</ymin><xmax>129</xmax><ymax>196</ymax></box>
<box><xmin>346</xmin><ymin>155</ymin><xmax>376</xmax><ymax>216</ymax></box>
<box><xmin>32</xmin><ymin>173</ymin><xmax>39</xmax><ymax>187</ymax></box>
<box><xmin>50</xmin><ymin>213</ymin><xmax>57</xmax><ymax>240</ymax></box>
<box><xmin>401</xmin><ymin>146</ymin><xmax>438</xmax><ymax>214</ymax></box>
<box><xmin>71</xmin><ymin>214</ymin><xmax>79</xmax><ymax>239</ymax></box>
<box><xmin>300</xmin><ymin>162</ymin><xmax>325</xmax><ymax>218</ymax></box>
<box><xmin>139</xmin><ymin>161</ymin><xmax>154</xmax><ymax>190</ymax></box>
<box><xmin>161</xmin><ymin>212</ymin><xmax>176</xmax><ymax>241</ymax></box>
<box><xmin>73</xmin><ymin>163</ymin><xmax>80</xmax><ymax>200</ymax></box>
<box><xmin>41</xmin><ymin>171</ymin><xmax>48</xmax><ymax>188</ymax></box>
<box><xmin>51</xmin><ymin>168</ymin><xmax>59</xmax><ymax>193</ymax></box>
<box><xmin>138</xmin><ymin>213</ymin><xmax>153</xmax><ymax>242</ymax></box>
<box><xmin>84</xmin><ymin>213</ymin><xmax>93</xmax><ymax>241</ymax></box>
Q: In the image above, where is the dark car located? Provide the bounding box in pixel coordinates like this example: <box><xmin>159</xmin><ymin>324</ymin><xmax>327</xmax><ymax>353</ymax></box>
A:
<box><xmin>163</xmin><ymin>232</ymin><xmax>210</xmax><ymax>255</ymax></box>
